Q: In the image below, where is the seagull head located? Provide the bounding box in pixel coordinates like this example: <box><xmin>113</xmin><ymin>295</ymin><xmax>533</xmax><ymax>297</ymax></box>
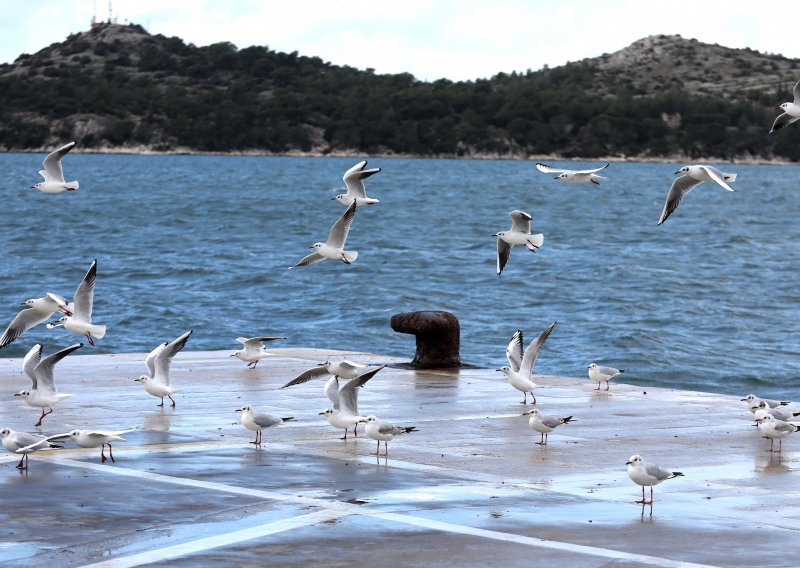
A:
<box><xmin>317</xmin><ymin>360</ymin><xmax>331</xmax><ymax>367</ymax></box>
<box><xmin>310</xmin><ymin>242</ymin><xmax>324</xmax><ymax>249</ymax></box>
<box><xmin>365</xmin><ymin>415</ymin><xmax>378</xmax><ymax>423</ymax></box>
<box><xmin>626</xmin><ymin>454</ymin><xmax>643</xmax><ymax>466</ymax></box>
<box><xmin>756</xmin><ymin>415</ymin><xmax>774</xmax><ymax>424</ymax></box>
<box><xmin>588</xmin><ymin>363</ymin><xmax>597</xmax><ymax>370</ymax></box>
<box><xmin>235</xmin><ymin>405</ymin><xmax>251</xmax><ymax>413</ymax></box>
<box><xmin>496</xmin><ymin>365</ymin><xmax>511</xmax><ymax>375</ymax></box>
<box><xmin>740</xmin><ymin>394</ymin><xmax>756</xmax><ymax>403</ymax></box>
<box><xmin>780</xmin><ymin>102</ymin><xmax>790</xmax><ymax>110</ymax></box>
<box><xmin>14</xmin><ymin>390</ymin><xmax>30</xmax><ymax>398</ymax></box>
<box><xmin>319</xmin><ymin>408</ymin><xmax>335</xmax><ymax>416</ymax></box>
<box><xmin>522</xmin><ymin>409</ymin><xmax>541</xmax><ymax>417</ymax></box>
<box><xmin>675</xmin><ymin>166</ymin><xmax>689</xmax><ymax>175</ymax></box>
<box><xmin>31</xmin><ymin>182</ymin><xmax>42</xmax><ymax>190</ymax></box>
<box><xmin>133</xmin><ymin>375</ymin><xmax>149</xmax><ymax>383</ymax></box>
<box><xmin>0</xmin><ymin>428</ymin><xmax>9</xmax><ymax>438</ymax></box>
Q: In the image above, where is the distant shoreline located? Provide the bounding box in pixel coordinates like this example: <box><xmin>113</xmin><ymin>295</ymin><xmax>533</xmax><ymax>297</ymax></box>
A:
<box><xmin>1</xmin><ymin>146</ymin><xmax>797</xmax><ymax>165</ymax></box>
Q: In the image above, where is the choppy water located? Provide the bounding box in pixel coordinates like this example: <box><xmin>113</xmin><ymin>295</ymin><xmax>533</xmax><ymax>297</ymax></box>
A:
<box><xmin>1</xmin><ymin>153</ymin><xmax>799</xmax><ymax>398</ymax></box>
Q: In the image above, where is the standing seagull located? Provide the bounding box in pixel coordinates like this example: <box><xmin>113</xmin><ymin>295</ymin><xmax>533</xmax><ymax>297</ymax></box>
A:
<box><xmin>134</xmin><ymin>331</ymin><xmax>192</xmax><ymax>407</ymax></box>
<box><xmin>770</xmin><ymin>79</ymin><xmax>800</xmax><ymax>133</ymax></box>
<box><xmin>741</xmin><ymin>394</ymin><xmax>790</xmax><ymax>413</ymax></box>
<box><xmin>756</xmin><ymin>414</ymin><xmax>798</xmax><ymax>453</ymax></box>
<box><xmin>536</xmin><ymin>163</ymin><xmax>609</xmax><ymax>185</ymax></box>
<box><xmin>497</xmin><ymin>322</ymin><xmax>557</xmax><ymax>404</ymax></box>
<box><xmin>657</xmin><ymin>165</ymin><xmax>737</xmax><ymax>225</ymax></box>
<box><xmin>0</xmin><ymin>293</ymin><xmax>71</xmax><ymax>349</ymax></box>
<box><xmin>319</xmin><ymin>365</ymin><xmax>386</xmax><ymax>439</ymax></box>
<box><xmin>231</xmin><ymin>336</ymin><xmax>286</xmax><ymax>368</ymax></box>
<box><xmin>626</xmin><ymin>454</ymin><xmax>683</xmax><ymax>505</ymax></box>
<box><xmin>522</xmin><ymin>408</ymin><xmax>574</xmax><ymax>446</ymax></box>
<box><xmin>30</xmin><ymin>429</ymin><xmax>131</xmax><ymax>463</ymax></box>
<box><xmin>31</xmin><ymin>142</ymin><xmax>79</xmax><ymax>194</ymax></box>
<box><xmin>495</xmin><ymin>210</ymin><xmax>544</xmax><ymax>276</ymax></box>
<box><xmin>334</xmin><ymin>160</ymin><xmax>381</xmax><ymax>206</ymax></box>
<box><xmin>48</xmin><ymin>260</ymin><xmax>106</xmax><ymax>346</ymax></box>
<box><xmin>235</xmin><ymin>405</ymin><xmax>294</xmax><ymax>445</ymax></box>
<box><xmin>290</xmin><ymin>201</ymin><xmax>359</xmax><ymax>268</ymax></box>
<box><xmin>15</xmin><ymin>343</ymin><xmax>82</xmax><ymax>426</ymax></box>
<box><xmin>588</xmin><ymin>363</ymin><xmax>624</xmax><ymax>391</ymax></box>
<box><xmin>364</xmin><ymin>415</ymin><xmax>416</xmax><ymax>456</ymax></box>
<box><xmin>0</xmin><ymin>427</ymin><xmax>62</xmax><ymax>469</ymax></box>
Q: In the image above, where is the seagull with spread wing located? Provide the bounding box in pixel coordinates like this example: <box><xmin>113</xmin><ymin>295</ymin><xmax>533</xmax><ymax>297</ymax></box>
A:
<box><xmin>334</xmin><ymin>160</ymin><xmax>381</xmax><ymax>206</ymax></box>
<box><xmin>0</xmin><ymin>292</ymin><xmax>71</xmax><ymax>349</ymax></box>
<box><xmin>134</xmin><ymin>331</ymin><xmax>192</xmax><ymax>407</ymax></box>
<box><xmin>48</xmin><ymin>260</ymin><xmax>106</xmax><ymax>346</ymax></box>
<box><xmin>657</xmin><ymin>165</ymin><xmax>737</xmax><ymax>225</ymax></box>
<box><xmin>319</xmin><ymin>365</ymin><xmax>386</xmax><ymax>439</ymax></box>
<box><xmin>536</xmin><ymin>162</ymin><xmax>609</xmax><ymax>185</ymax></box>
<box><xmin>497</xmin><ymin>322</ymin><xmax>557</xmax><ymax>405</ymax></box>
<box><xmin>494</xmin><ymin>210</ymin><xmax>544</xmax><ymax>276</ymax></box>
<box><xmin>770</xmin><ymin>79</ymin><xmax>800</xmax><ymax>133</ymax></box>
<box><xmin>15</xmin><ymin>343</ymin><xmax>82</xmax><ymax>426</ymax></box>
<box><xmin>230</xmin><ymin>336</ymin><xmax>286</xmax><ymax>368</ymax></box>
<box><xmin>31</xmin><ymin>141</ymin><xmax>79</xmax><ymax>193</ymax></box>
<box><xmin>290</xmin><ymin>200</ymin><xmax>359</xmax><ymax>268</ymax></box>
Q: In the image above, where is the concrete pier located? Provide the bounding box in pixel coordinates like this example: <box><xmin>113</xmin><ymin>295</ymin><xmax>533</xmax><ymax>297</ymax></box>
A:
<box><xmin>0</xmin><ymin>348</ymin><xmax>797</xmax><ymax>567</ymax></box>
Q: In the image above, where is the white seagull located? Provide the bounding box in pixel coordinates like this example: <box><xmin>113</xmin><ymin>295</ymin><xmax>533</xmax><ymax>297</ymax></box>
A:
<box><xmin>588</xmin><ymin>363</ymin><xmax>624</xmax><ymax>391</ymax></box>
<box><xmin>290</xmin><ymin>201</ymin><xmax>359</xmax><ymax>268</ymax></box>
<box><xmin>15</xmin><ymin>343</ymin><xmax>81</xmax><ymax>426</ymax></box>
<box><xmin>230</xmin><ymin>336</ymin><xmax>286</xmax><ymax>368</ymax></box>
<box><xmin>626</xmin><ymin>454</ymin><xmax>683</xmax><ymax>505</ymax></box>
<box><xmin>0</xmin><ymin>292</ymin><xmax>71</xmax><ymax>349</ymax></box>
<box><xmin>319</xmin><ymin>365</ymin><xmax>385</xmax><ymax>439</ymax></box>
<box><xmin>495</xmin><ymin>210</ymin><xmax>544</xmax><ymax>276</ymax></box>
<box><xmin>334</xmin><ymin>160</ymin><xmax>381</xmax><ymax>206</ymax></box>
<box><xmin>364</xmin><ymin>415</ymin><xmax>416</xmax><ymax>456</ymax></box>
<box><xmin>657</xmin><ymin>165</ymin><xmax>737</xmax><ymax>225</ymax></box>
<box><xmin>756</xmin><ymin>414</ymin><xmax>798</xmax><ymax>453</ymax></box>
<box><xmin>522</xmin><ymin>408</ymin><xmax>574</xmax><ymax>446</ymax></box>
<box><xmin>770</xmin><ymin>79</ymin><xmax>800</xmax><ymax>133</ymax></box>
<box><xmin>31</xmin><ymin>141</ymin><xmax>79</xmax><ymax>194</ymax></box>
<box><xmin>741</xmin><ymin>394</ymin><xmax>790</xmax><ymax>413</ymax></box>
<box><xmin>753</xmin><ymin>401</ymin><xmax>800</xmax><ymax>423</ymax></box>
<box><xmin>48</xmin><ymin>260</ymin><xmax>106</xmax><ymax>346</ymax></box>
<box><xmin>235</xmin><ymin>405</ymin><xmax>294</xmax><ymax>445</ymax></box>
<box><xmin>497</xmin><ymin>322</ymin><xmax>557</xmax><ymax>405</ymax></box>
<box><xmin>134</xmin><ymin>330</ymin><xmax>192</xmax><ymax>407</ymax></box>
<box><xmin>536</xmin><ymin>162</ymin><xmax>609</xmax><ymax>185</ymax></box>
<box><xmin>1</xmin><ymin>427</ymin><xmax>62</xmax><ymax>469</ymax></box>
<box><xmin>30</xmin><ymin>429</ymin><xmax>132</xmax><ymax>463</ymax></box>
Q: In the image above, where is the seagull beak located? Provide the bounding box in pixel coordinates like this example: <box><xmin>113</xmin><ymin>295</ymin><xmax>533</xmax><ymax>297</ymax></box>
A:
<box><xmin>13</xmin><ymin>393</ymin><xmax>21</xmax><ymax>397</ymax></box>
<box><xmin>330</xmin><ymin>196</ymin><xmax>337</xmax><ymax>200</ymax></box>
<box><xmin>318</xmin><ymin>411</ymin><xmax>325</xmax><ymax>415</ymax></box>
<box><xmin>308</xmin><ymin>245</ymin><xmax>315</xmax><ymax>249</ymax></box>
<box><xmin>625</xmin><ymin>461</ymin><xmax>632</xmax><ymax>465</ymax></box>
<box><xmin>495</xmin><ymin>368</ymin><xmax>503</xmax><ymax>372</ymax></box>
<box><xmin>553</xmin><ymin>176</ymin><xmax>559</xmax><ymax>180</ymax></box>
<box><xmin>674</xmin><ymin>170</ymin><xmax>682</xmax><ymax>175</ymax></box>
<box><xmin>30</xmin><ymin>185</ymin><xmax>36</xmax><ymax>189</ymax></box>
<box><xmin>740</xmin><ymin>398</ymin><xmax>749</xmax><ymax>402</ymax></box>
<box><xmin>358</xmin><ymin>417</ymin><xmax>368</xmax><ymax>423</ymax></box>
<box><xmin>235</xmin><ymin>408</ymin><xmax>242</xmax><ymax>412</ymax></box>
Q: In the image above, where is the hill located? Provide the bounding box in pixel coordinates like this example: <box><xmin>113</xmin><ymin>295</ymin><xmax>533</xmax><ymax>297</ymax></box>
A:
<box><xmin>1</xmin><ymin>23</ymin><xmax>799</xmax><ymax>161</ymax></box>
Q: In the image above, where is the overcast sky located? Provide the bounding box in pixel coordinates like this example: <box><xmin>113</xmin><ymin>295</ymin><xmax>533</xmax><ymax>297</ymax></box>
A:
<box><xmin>1</xmin><ymin>0</ymin><xmax>797</xmax><ymax>81</ymax></box>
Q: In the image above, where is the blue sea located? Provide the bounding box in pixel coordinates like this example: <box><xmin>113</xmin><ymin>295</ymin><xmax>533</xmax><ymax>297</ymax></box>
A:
<box><xmin>1</xmin><ymin>153</ymin><xmax>799</xmax><ymax>398</ymax></box>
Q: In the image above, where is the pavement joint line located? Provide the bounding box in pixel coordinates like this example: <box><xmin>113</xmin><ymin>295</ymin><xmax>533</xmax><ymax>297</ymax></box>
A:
<box><xmin>50</xmin><ymin>455</ymin><xmax>719</xmax><ymax>568</ymax></box>
<box><xmin>78</xmin><ymin>507</ymin><xmax>351</xmax><ymax>568</ymax></box>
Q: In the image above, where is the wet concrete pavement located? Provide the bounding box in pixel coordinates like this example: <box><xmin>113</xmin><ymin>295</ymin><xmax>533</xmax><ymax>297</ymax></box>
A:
<box><xmin>0</xmin><ymin>348</ymin><xmax>798</xmax><ymax>567</ymax></box>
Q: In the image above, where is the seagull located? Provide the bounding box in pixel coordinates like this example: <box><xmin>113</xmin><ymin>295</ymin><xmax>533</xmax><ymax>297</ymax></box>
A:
<box><xmin>134</xmin><ymin>330</ymin><xmax>192</xmax><ymax>407</ymax></box>
<box><xmin>626</xmin><ymin>454</ymin><xmax>684</xmax><ymax>505</ymax></box>
<box><xmin>364</xmin><ymin>415</ymin><xmax>416</xmax><ymax>456</ymax></box>
<box><xmin>235</xmin><ymin>405</ymin><xmax>294</xmax><ymax>445</ymax></box>
<box><xmin>657</xmin><ymin>165</ymin><xmax>737</xmax><ymax>225</ymax></box>
<box><xmin>319</xmin><ymin>366</ymin><xmax>385</xmax><ymax>439</ymax></box>
<box><xmin>230</xmin><ymin>336</ymin><xmax>286</xmax><ymax>368</ymax></box>
<box><xmin>536</xmin><ymin>162</ymin><xmax>609</xmax><ymax>185</ymax></box>
<box><xmin>289</xmin><ymin>201</ymin><xmax>358</xmax><ymax>268</ymax></box>
<box><xmin>522</xmin><ymin>408</ymin><xmax>574</xmax><ymax>445</ymax></box>
<box><xmin>753</xmin><ymin>401</ymin><xmax>800</xmax><ymax>423</ymax></box>
<box><xmin>756</xmin><ymin>414</ymin><xmax>798</xmax><ymax>453</ymax></box>
<box><xmin>497</xmin><ymin>322</ymin><xmax>557</xmax><ymax>404</ymax></box>
<box><xmin>741</xmin><ymin>394</ymin><xmax>790</xmax><ymax>413</ymax></box>
<box><xmin>15</xmin><ymin>343</ymin><xmax>81</xmax><ymax>426</ymax></box>
<box><xmin>31</xmin><ymin>141</ymin><xmax>79</xmax><ymax>193</ymax></box>
<box><xmin>30</xmin><ymin>429</ymin><xmax>132</xmax><ymax>463</ymax></box>
<box><xmin>770</xmin><ymin>79</ymin><xmax>800</xmax><ymax>133</ymax></box>
<box><xmin>0</xmin><ymin>427</ymin><xmax>62</xmax><ymax>469</ymax></box>
<box><xmin>47</xmin><ymin>260</ymin><xmax>106</xmax><ymax>346</ymax></box>
<box><xmin>334</xmin><ymin>160</ymin><xmax>381</xmax><ymax>206</ymax></box>
<box><xmin>588</xmin><ymin>363</ymin><xmax>624</xmax><ymax>391</ymax></box>
<box><xmin>495</xmin><ymin>210</ymin><xmax>544</xmax><ymax>276</ymax></box>
<box><xmin>0</xmin><ymin>293</ymin><xmax>71</xmax><ymax>349</ymax></box>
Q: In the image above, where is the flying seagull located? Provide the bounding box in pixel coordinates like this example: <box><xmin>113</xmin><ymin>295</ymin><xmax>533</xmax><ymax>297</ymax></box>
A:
<box><xmin>230</xmin><ymin>336</ymin><xmax>285</xmax><ymax>368</ymax></box>
<box><xmin>32</xmin><ymin>141</ymin><xmax>79</xmax><ymax>193</ymax></box>
<box><xmin>48</xmin><ymin>260</ymin><xmax>106</xmax><ymax>346</ymax></box>
<box><xmin>657</xmin><ymin>165</ymin><xmax>736</xmax><ymax>225</ymax></box>
<box><xmin>0</xmin><ymin>292</ymin><xmax>71</xmax><ymax>349</ymax></box>
<box><xmin>495</xmin><ymin>210</ymin><xmax>544</xmax><ymax>275</ymax></box>
<box><xmin>334</xmin><ymin>160</ymin><xmax>381</xmax><ymax>206</ymax></box>
<box><xmin>770</xmin><ymin>79</ymin><xmax>800</xmax><ymax>133</ymax></box>
<box><xmin>536</xmin><ymin>162</ymin><xmax>609</xmax><ymax>185</ymax></box>
<box><xmin>290</xmin><ymin>201</ymin><xmax>359</xmax><ymax>268</ymax></box>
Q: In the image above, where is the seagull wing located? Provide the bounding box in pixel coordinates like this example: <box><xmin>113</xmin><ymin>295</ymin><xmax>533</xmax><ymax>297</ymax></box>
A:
<box><xmin>46</xmin><ymin>293</ymin><xmax>68</xmax><ymax>307</ymax></box>
<box><xmin>657</xmin><ymin>175</ymin><xmax>704</xmax><ymax>225</ymax></box>
<box><xmin>324</xmin><ymin>376</ymin><xmax>340</xmax><ymax>409</ymax></box>
<box><xmin>72</xmin><ymin>260</ymin><xmax>97</xmax><ymax>322</ymax></box>
<box><xmin>41</xmin><ymin>142</ymin><xmax>75</xmax><ymax>183</ymax></box>
<box><xmin>700</xmin><ymin>166</ymin><xmax>735</xmax><ymax>192</ymax></box>
<box><xmin>343</xmin><ymin>160</ymin><xmax>380</xmax><ymax>198</ymax></box>
<box><xmin>251</xmin><ymin>412</ymin><xmax>283</xmax><ymax>428</ymax></box>
<box><xmin>770</xmin><ymin>112</ymin><xmax>799</xmax><ymax>133</ymax></box>
<box><xmin>238</xmin><ymin>336</ymin><xmax>285</xmax><ymax>348</ymax></box>
<box><xmin>338</xmin><ymin>365</ymin><xmax>386</xmax><ymax>416</ymax></box>
<box><xmin>34</xmin><ymin>343</ymin><xmax>82</xmax><ymax>393</ymax></box>
<box><xmin>793</xmin><ymin>79</ymin><xmax>800</xmax><ymax>104</ymax></box>
<box><xmin>15</xmin><ymin>432</ymin><xmax>59</xmax><ymax>453</ymax></box>
<box><xmin>280</xmin><ymin>366</ymin><xmax>330</xmax><ymax>389</ymax></box>
<box><xmin>23</xmin><ymin>344</ymin><xmax>43</xmax><ymax>388</ymax></box>
<box><xmin>330</xmin><ymin>360</ymin><xmax>364</xmax><ymax>378</ymax></box>
<box><xmin>509</xmin><ymin>210</ymin><xmax>531</xmax><ymax>233</ymax></box>
<box><xmin>496</xmin><ymin>238</ymin><xmax>511</xmax><ymax>276</ymax></box>
<box><xmin>326</xmin><ymin>200</ymin><xmax>357</xmax><ymax>248</ymax></box>
<box><xmin>145</xmin><ymin>342</ymin><xmax>166</xmax><ymax>378</ymax></box>
<box><xmin>505</xmin><ymin>330</ymin><xmax>523</xmax><ymax>373</ymax></box>
<box><xmin>535</xmin><ymin>163</ymin><xmax>566</xmax><ymax>174</ymax></box>
<box><xmin>0</xmin><ymin>308</ymin><xmax>51</xmax><ymax>348</ymax></box>
<box><xmin>291</xmin><ymin>252</ymin><xmax>325</xmax><ymax>268</ymax></box>
<box><xmin>576</xmin><ymin>163</ymin><xmax>610</xmax><ymax>175</ymax></box>
<box><xmin>520</xmin><ymin>321</ymin><xmax>557</xmax><ymax>376</ymax></box>
<box><xmin>153</xmin><ymin>330</ymin><xmax>192</xmax><ymax>386</ymax></box>
<box><xmin>645</xmin><ymin>463</ymin><xmax>677</xmax><ymax>482</ymax></box>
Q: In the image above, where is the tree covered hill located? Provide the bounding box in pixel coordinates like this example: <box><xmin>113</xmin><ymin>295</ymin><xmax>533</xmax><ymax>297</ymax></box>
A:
<box><xmin>1</xmin><ymin>23</ymin><xmax>799</xmax><ymax>160</ymax></box>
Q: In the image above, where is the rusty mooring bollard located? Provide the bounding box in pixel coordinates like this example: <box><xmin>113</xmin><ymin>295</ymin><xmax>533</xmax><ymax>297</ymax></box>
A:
<box><xmin>390</xmin><ymin>310</ymin><xmax>461</xmax><ymax>368</ymax></box>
